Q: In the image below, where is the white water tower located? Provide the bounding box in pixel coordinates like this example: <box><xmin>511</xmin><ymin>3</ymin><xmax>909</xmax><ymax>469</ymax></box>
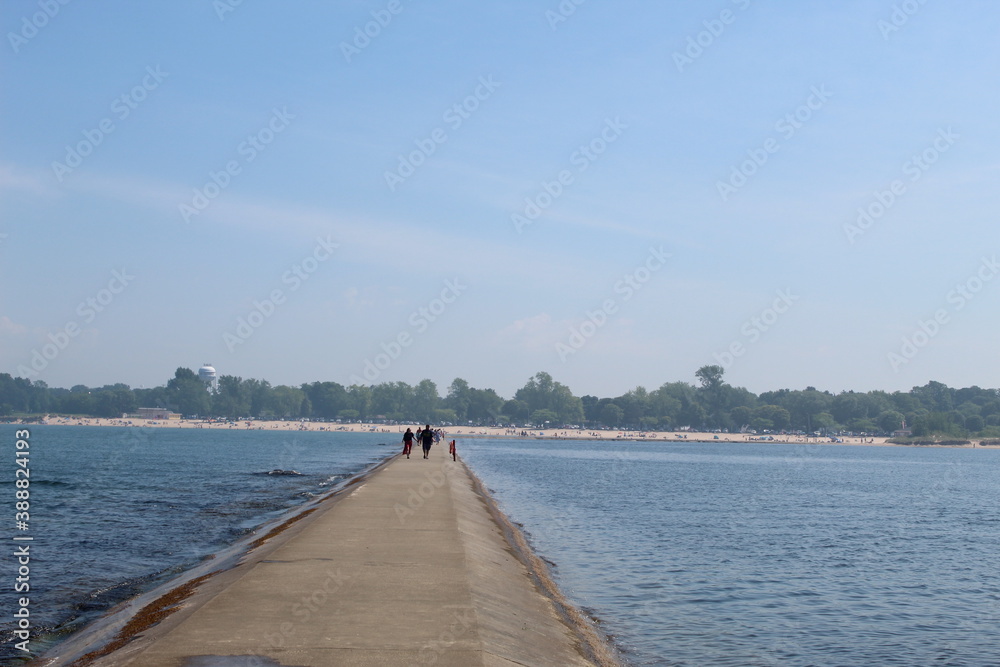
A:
<box><xmin>198</xmin><ymin>364</ymin><xmax>218</xmax><ymax>391</ymax></box>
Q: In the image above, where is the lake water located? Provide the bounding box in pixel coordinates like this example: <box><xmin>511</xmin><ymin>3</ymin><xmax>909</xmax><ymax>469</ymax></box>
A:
<box><xmin>0</xmin><ymin>424</ymin><xmax>392</xmax><ymax>662</ymax></box>
<box><xmin>461</xmin><ymin>439</ymin><xmax>1000</xmax><ymax>666</ymax></box>
<box><xmin>4</xmin><ymin>428</ymin><xmax>999</xmax><ymax>666</ymax></box>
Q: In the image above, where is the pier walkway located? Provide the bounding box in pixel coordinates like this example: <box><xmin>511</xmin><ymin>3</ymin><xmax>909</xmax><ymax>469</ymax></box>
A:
<box><xmin>71</xmin><ymin>450</ymin><xmax>614</xmax><ymax>666</ymax></box>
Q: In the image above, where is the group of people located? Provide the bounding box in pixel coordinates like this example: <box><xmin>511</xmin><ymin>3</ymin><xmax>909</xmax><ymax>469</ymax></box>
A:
<box><xmin>402</xmin><ymin>425</ymin><xmax>456</xmax><ymax>461</ymax></box>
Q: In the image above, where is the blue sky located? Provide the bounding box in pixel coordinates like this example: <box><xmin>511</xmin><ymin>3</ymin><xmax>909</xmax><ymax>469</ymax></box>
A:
<box><xmin>2</xmin><ymin>0</ymin><xmax>999</xmax><ymax>398</ymax></box>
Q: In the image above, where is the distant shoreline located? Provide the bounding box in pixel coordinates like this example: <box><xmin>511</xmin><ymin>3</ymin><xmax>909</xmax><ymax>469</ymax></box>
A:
<box><xmin>14</xmin><ymin>416</ymin><xmax>997</xmax><ymax>448</ymax></box>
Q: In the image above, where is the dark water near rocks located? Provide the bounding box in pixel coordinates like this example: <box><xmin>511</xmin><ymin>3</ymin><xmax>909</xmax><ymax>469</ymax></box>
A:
<box><xmin>0</xmin><ymin>424</ymin><xmax>390</xmax><ymax>662</ymax></box>
<box><xmin>461</xmin><ymin>439</ymin><xmax>1000</xmax><ymax>666</ymax></box>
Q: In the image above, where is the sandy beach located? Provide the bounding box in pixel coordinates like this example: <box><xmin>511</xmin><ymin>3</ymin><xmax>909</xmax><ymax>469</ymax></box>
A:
<box><xmin>17</xmin><ymin>415</ymin><xmax>911</xmax><ymax>446</ymax></box>
<box><xmin>19</xmin><ymin>415</ymin><xmax>999</xmax><ymax>446</ymax></box>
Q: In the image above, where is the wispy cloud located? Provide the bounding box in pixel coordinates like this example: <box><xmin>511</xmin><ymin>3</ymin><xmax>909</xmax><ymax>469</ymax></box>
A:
<box><xmin>0</xmin><ymin>162</ymin><xmax>58</xmax><ymax>196</ymax></box>
<box><xmin>494</xmin><ymin>313</ymin><xmax>564</xmax><ymax>350</ymax></box>
<box><xmin>61</xmin><ymin>169</ymin><xmax>595</xmax><ymax>285</ymax></box>
<box><xmin>0</xmin><ymin>316</ymin><xmax>29</xmax><ymax>337</ymax></box>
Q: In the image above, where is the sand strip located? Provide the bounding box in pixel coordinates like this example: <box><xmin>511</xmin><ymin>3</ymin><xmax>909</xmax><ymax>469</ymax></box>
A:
<box><xmin>28</xmin><ymin>416</ymin><xmax>910</xmax><ymax>446</ymax></box>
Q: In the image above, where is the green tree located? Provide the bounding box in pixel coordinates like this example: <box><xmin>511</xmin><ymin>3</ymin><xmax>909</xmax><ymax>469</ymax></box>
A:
<box><xmin>245</xmin><ymin>379</ymin><xmax>274</xmax><ymax>417</ymax></box>
<box><xmin>94</xmin><ymin>384</ymin><xmax>137</xmax><ymax>417</ymax></box>
<box><xmin>832</xmin><ymin>393</ymin><xmax>861</xmax><ymax>425</ymax></box>
<box><xmin>911</xmin><ymin>412</ymin><xmax>962</xmax><ymax>437</ymax></box>
<box><xmin>912</xmin><ymin>381</ymin><xmax>954</xmax><ymax>413</ymax></box>
<box><xmin>848</xmin><ymin>418</ymin><xmax>877</xmax><ymax>433</ymax></box>
<box><xmin>581</xmin><ymin>395</ymin><xmax>600</xmax><ymax>425</ymax></box>
<box><xmin>0</xmin><ymin>374</ymin><xmax>36</xmax><ymax>414</ymax></box>
<box><xmin>695</xmin><ymin>365</ymin><xmax>725</xmax><ymax>392</ymax></box>
<box><xmin>301</xmin><ymin>381</ymin><xmax>348</xmax><ymax>419</ymax></box>
<box><xmin>410</xmin><ymin>379</ymin><xmax>440</xmax><ymax>423</ymax></box>
<box><xmin>134</xmin><ymin>385</ymin><xmax>169</xmax><ymax>411</ymax></box>
<box><xmin>730</xmin><ymin>405</ymin><xmax>752</xmax><ymax>428</ymax></box>
<box><xmin>27</xmin><ymin>379</ymin><xmax>51</xmax><ymax>413</ymax></box>
<box><xmin>754</xmin><ymin>405</ymin><xmax>790</xmax><ymax>430</ymax></box>
<box><xmin>530</xmin><ymin>409</ymin><xmax>560</xmax><ymax>427</ymax></box>
<box><xmin>966</xmin><ymin>414</ymin><xmax>985</xmax><ymax>432</ymax></box>
<box><xmin>444</xmin><ymin>378</ymin><xmax>472</xmax><ymax>422</ymax></box>
<box><xmin>214</xmin><ymin>376</ymin><xmax>251</xmax><ymax>419</ymax></box>
<box><xmin>467</xmin><ymin>387</ymin><xmax>503</xmax><ymax>424</ymax></box>
<box><xmin>789</xmin><ymin>388</ymin><xmax>833</xmax><ymax>432</ymax></box>
<box><xmin>433</xmin><ymin>408</ymin><xmax>458</xmax><ymax>424</ymax></box>
<box><xmin>270</xmin><ymin>386</ymin><xmax>307</xmax><ymax>418</ymax></box>
<box><xmin>514</xmin><ymin>372</ymin><xmax>583</xmax><ymax>425</ymax></box>
<box><xmin>876</xmin><ymin>410</ymin><xmax>904</xmax><ymax>434</ymax></box>
<box><xmin>861</xmin><ymin>391</ymin><xmax>894</xmax><ymax>418</ymax></box>
<box><xmin>649</xmin><ymin>382</ymin><xmax>688</xmax><ymax>427</ymax></box>
<box><xmin>680</xmin><ymin>402</ymin><xmax>707</xmax><ymax>429</ymax></box>
<box><xmin>695</xmin><ymin>365</ymin><xmax>727</xmax><ymax>427</ymax></box>
<box><xmin>502</xmin><ymin>399</ymin><xmax>528</xmax><ymax>423</ymax></box>
<box><xmin>371</xmin><ymin>381</ymin><xmax>413</xmax><ymax>420</ymax></box>
<box><xmin>600</xmin><ymin>403</ymin><xmax>624</xmax><ymax>428</ymax></box>
<box><xmin>345</xmin><ymin>385</ymin><xmax>372</xmax><ymax>420</ymax></box>
<box><xmin>890</xmin><ymin>391</ymin><xmax>921</xmax><ymax>414</ymax></box>
<box><xmin>616</xmin><ymin>387</ymin><xmax>649</xmax><ymax>427</ymax></box>
<box><xmin>166</xmin><ymin>368</ymin><xmax>210</xmax><ymax>416</ymax></box>
<box><xmin>814</xmin><ymin>412</ymin><xmax>837</xmax><ymax>432</ymax></box>
<box><xmin>61</xmin><ymin>387</ymin><xmax>96</xmax><ymax>415</ymax></box>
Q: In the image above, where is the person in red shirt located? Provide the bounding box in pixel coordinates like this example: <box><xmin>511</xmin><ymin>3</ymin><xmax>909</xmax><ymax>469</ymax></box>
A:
<box><xmin>401</xmin><ymin>428</ymin><xmax>414</xmax><ymax>458</ymax></box>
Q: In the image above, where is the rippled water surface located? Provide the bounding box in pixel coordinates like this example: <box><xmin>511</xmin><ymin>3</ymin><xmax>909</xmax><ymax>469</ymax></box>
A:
<box><xmin>0</xmin><ymin>425</ymin><xmax>391</xmax><ymax>660</ymax></box>
<box><xmin>461</xmin><ymin>439</ymin><xmax>1000</xmax><ymax>666</ymax></box>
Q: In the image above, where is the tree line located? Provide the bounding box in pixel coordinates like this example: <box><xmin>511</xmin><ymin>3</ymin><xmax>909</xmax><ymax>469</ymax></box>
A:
<box><xmin>2</xmin><ymin>366</ymin><xmax>1000</xmax><ymax>438</ymax></box>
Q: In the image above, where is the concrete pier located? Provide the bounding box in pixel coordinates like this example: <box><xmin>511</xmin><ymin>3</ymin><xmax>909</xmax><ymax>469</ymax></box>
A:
<box><xmin>55</xmin><ymin>450</ymin><xmax>618</xmax><ymax>666</ymax></box>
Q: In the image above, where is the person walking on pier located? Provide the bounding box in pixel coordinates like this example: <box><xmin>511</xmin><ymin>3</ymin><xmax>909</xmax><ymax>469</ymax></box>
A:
<box><xmin>402</xmin><ymin>428</ymin><xmax>414</xmax><ymax>458</ymax></box>
<box><xmin>420</xmin><ymin>424</ymin><xmax>434</xmax><ymax>459</ymax></box>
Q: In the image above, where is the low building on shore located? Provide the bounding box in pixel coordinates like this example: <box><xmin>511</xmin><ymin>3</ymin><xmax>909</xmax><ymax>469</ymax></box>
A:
<box><xmin>133</xmin><ymin>407</ymin><xmax>181</xmax><ymax>420</ymax></box>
